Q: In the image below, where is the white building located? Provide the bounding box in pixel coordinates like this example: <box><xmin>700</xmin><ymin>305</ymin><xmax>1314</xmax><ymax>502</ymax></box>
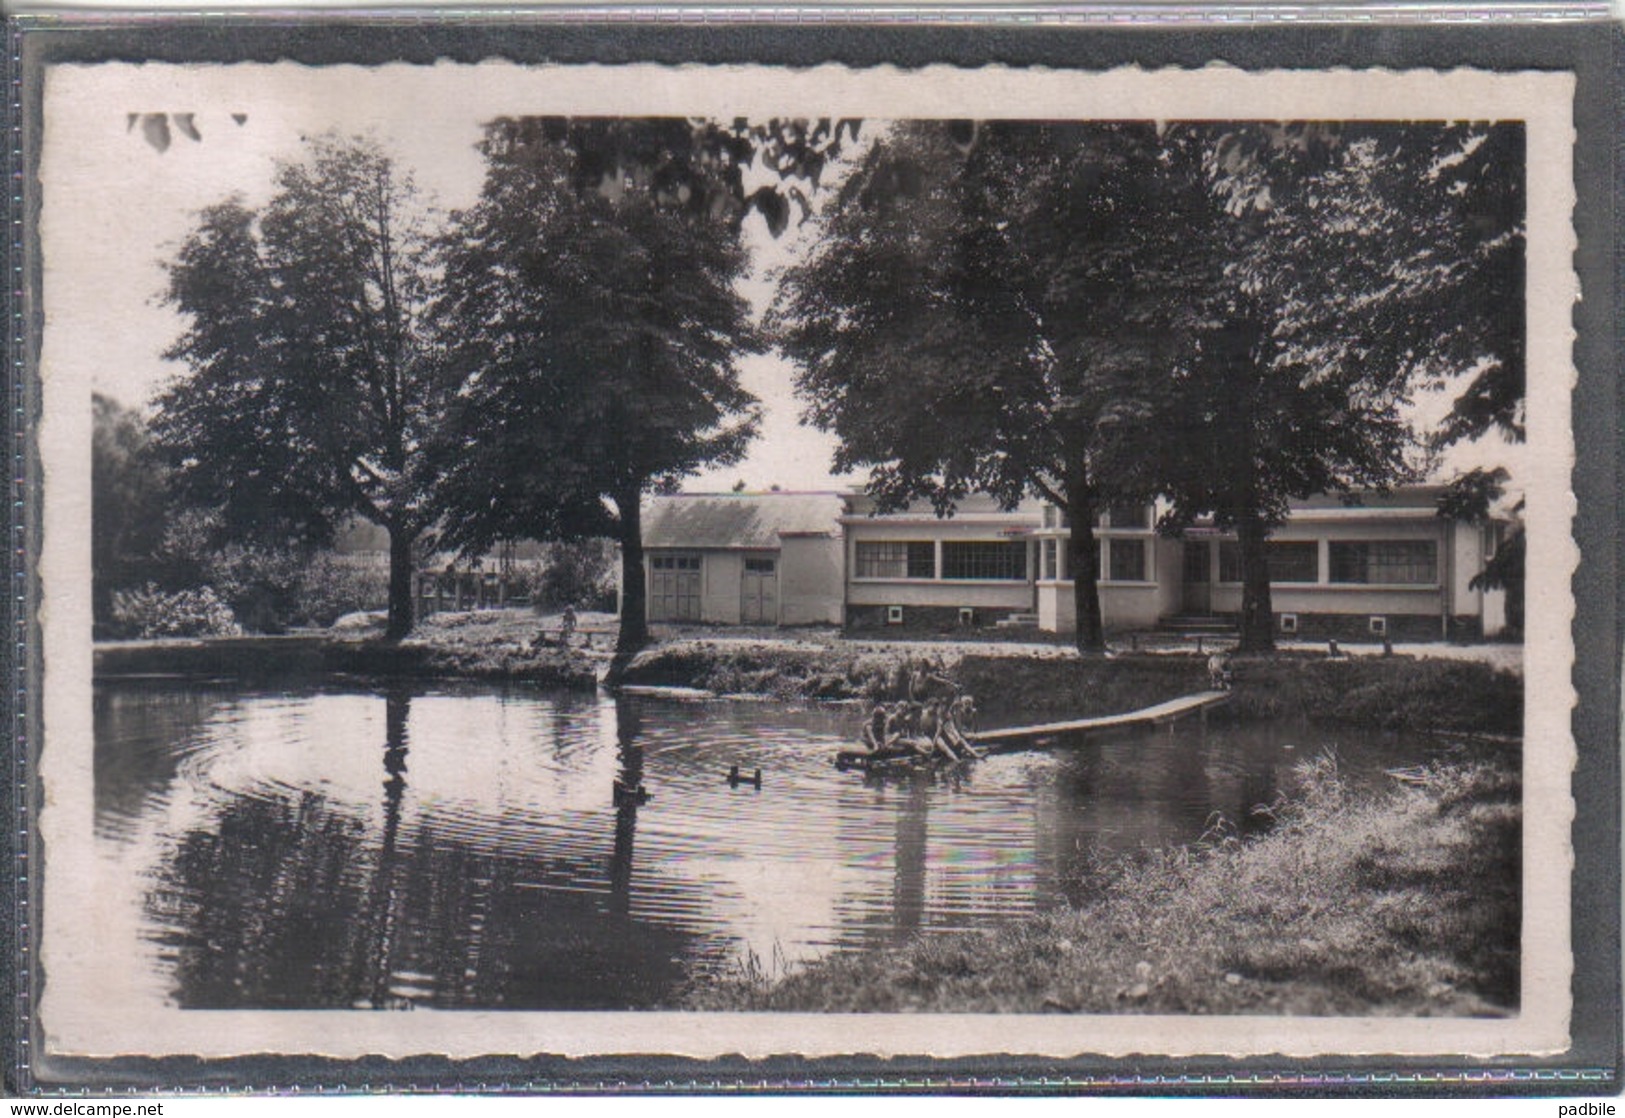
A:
<box><xmin>640</xmin><ymin>492</ymin><xmax>846</xmax><ymax>626</ymax></box>
<box><xmin>642</xmin><ymin>487</ymin><xmax>1513</xmax><ymax>640</ymax></box>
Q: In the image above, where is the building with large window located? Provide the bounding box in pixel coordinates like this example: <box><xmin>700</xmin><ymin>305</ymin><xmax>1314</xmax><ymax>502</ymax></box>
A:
<box><xmin>841</xmin><ymin>493</ymin><xmax>1045</xmax><ymax>631</ymax></box>
<box><xmin>640</xmin><ymin>487</ymin><xmax>1514</xmax><ymax>640</ymax></box>
<box><xmin>1031</xmin><ymin>487</ymin><xmax>1512</xmax><ymax>641</ymax></box>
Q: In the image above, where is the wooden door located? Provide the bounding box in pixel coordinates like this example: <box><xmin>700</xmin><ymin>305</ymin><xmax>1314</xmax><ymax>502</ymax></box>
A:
<box><xmin>650</xmin><ymin>555</ymin><xmax>702</xmax><ymax>621</ymax></box>
<box><xmin>740</xmin><ymin>556</ymin><xmax>779</xmax><ymax>624</ymax></box>
<box><xmin>1182</xmin><ymin>541</ymin><xmax>1211</xmax><ymax>613</ymax></box>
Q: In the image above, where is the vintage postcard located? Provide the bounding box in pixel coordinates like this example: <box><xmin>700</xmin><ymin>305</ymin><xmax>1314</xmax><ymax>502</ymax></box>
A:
<box><xmin>35</xmin><ymin>60</ymin><xmax>1575</xmax><ymax>1063</ymax></box>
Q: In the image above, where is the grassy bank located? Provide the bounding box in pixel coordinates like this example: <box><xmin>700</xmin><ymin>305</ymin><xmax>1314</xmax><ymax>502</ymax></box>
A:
<box><xmin>690</xmin><ymin>753</ymin><xmax>1520</xmax><ymax>1016</ymax></box>
<box><xmin>95</xmin><ymin>609</ymin><xmax>600</xmax><ymax>688</ymax></box>
<box><xmin>622</xmin><ymin>642</ymin><xmax>1522</xmax><ymax>735</ymax></box>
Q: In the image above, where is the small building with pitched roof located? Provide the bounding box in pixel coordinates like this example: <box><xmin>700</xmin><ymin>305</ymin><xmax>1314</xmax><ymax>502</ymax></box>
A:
<box><xmin>640</xmin><ymin>492</ymin><xmax>846</xmax><ymax>625</ymax></box>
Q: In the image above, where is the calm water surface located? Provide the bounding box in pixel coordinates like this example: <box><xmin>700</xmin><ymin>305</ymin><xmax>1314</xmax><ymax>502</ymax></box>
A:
<box><xmin>94</xmin><ymin>679</ymin><xmax>1437</xmax><ymax>1010</ymax></box>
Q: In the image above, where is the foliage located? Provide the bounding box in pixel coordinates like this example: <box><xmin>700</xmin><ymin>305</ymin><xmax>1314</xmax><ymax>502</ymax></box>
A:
<box><xmin>92</xmin><ymin>394</ymin><xmax>172</xmax><ymax>626</ymax></box>
<box><xmin>155</xmin><ymin>134</ymin><xmax>447</xmax><ymax>639</ymax></box>
<box><xmin>478</xmin><ymin>116</ymin><xmax>860</xmax><ymax>237</ymax></box>
<box><xmin>692</xmin><ymin>754</ymin><xmax>1520</xmax><ymax>1015</ymax></box>
<box><xmin>775</xmin><ymin>123</ymin><xmax>1197</xmax><ymax>651</ymax></box>
<box><xmin>108</xmin><ymin>583</ymin><xmax>241</xmax><ymax>639</ymax></box>
<box><xmin>433</xmin><ymin>121</ymin><xmax>764</xmax><ymax>662</ymax></box>
<box><xmin>1152</xmin><ymin>123</ymin><xmax>1523</xmax><ymax>650</ymax></box>
<box><xmin>536</xmin><ymin>540</ymin><xmax>619</xmax><ymax>613</ymax></box>
<box><xmin>293</xmin><ymin>555</ymin><xmax>391</xmax><ymax>629</ymax></box>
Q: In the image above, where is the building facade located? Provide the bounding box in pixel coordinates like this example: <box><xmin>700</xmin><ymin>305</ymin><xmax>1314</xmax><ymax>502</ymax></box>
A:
<box><xmin>641</xmin><ymin>488</ymin><xmax>1513</xmax><ymax>640</ymax></box>
<box><xmin>1031</xmin><ymin>487</ymin><xmax>1510</xmax><ymax>641</ymax></box>
<box><xmin>641</xmin><ymin>492</ymin><xmax>846</xmax><ymax>626</ymax></box>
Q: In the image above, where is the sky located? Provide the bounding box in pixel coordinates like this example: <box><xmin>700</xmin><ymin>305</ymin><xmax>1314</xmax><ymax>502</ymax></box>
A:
<box><xmin>43</xmin><ymin>62</ymin><xmax>1527</xmax><ymax>503</ymax></box>
<box><xmin>45</xmin><ymin>65</ymin><xmax>858</xmax><ymax>494</ymax></box>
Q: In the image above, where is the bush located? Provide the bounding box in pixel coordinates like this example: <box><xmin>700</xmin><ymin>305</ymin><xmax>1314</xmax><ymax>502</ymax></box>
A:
<box><xmin>537</xmin><ymin>540</ymin><xmax>618</xmax><ymax>612</ymax></box>
<box><xmin>109</xmin><ymin>583</ymin><xmax>241</xmax><ymax>639</ymax></box>
<box><xmin>202</xmin><ymin>542</ymin><xmax>309</xmax><ymax>633</ymax></box>
<box><xmin>291</xmin><ymin>554</ymin><xmax>389</xmax><ymax>628</ymax></box>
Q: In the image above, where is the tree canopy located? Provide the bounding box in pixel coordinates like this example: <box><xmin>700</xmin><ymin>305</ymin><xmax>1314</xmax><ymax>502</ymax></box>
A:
<box><xmin>433</xmin><ymin>120</ymin><xmax>764</xmax><ymax>661</ymax></box>
<box><xmin>776</xmin><ymin>121</ymin><xmax>1208</xmax><ymax>651</ymax></box>
<box><xmin>156</xmin><ymin>135</ymin><xmax>446</xmax><ymax>639</ymax></box>
<box><xmin>775</xmin><ymin>119</ymin><xmax>1523</xmax><ymax>652</ymax></box>
<box><xmin>1154</xmin><ymin>122</ymin><xmax>1522</xmax><ymax>648</ymax></box>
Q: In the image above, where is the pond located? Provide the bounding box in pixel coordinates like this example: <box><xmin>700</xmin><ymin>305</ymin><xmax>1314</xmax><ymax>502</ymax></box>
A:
<box><xmin>93</xmin><ymin>678</ymin><xmax>1439</xmax><ymax>1011</ymax></box>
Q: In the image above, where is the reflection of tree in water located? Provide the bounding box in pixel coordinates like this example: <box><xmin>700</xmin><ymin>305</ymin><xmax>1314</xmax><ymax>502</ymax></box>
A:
<box><xmin>94</xmin><ymin>683</ymin><xmax>218</xmax><ymax>840</ymax></box>
<box><xmin>146</xmin><ymin>688</ymin><xmax>700</xmax><ymax>1009</ymax></box>
<box><xmin>890</xmin><ymin>773</ymin><xmax>929</xmax><ymax>944</ymax></box>
<box><xmin>608</xmin><ymin>695</ymin><xmax>643</xmax><ymax>916</ymax></box>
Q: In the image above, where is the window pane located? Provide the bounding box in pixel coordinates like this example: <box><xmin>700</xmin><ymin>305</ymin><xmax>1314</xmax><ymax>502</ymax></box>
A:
<box><xmin>1330</xmin><ymin>540</ymin><xmax>1435</xmax><ymax>584</ymax></box>
<box><xmin>1107</xmin><ymin>503</ymin><xmax>1151</xmax><ymax>530</ymax></box>
<box><xmin>1220</xmin><ymin>541</ymin><xmax>1320</xmax><ymax>583</ymax></box>
<box><xmin>744</xmin><ymin>558</ymin><xmax>775</xmax><ymax>573</ymax></box>
<box><xmin>1042</xmin><ymin>539</ymin><xmax>1058</xmax><ymax>580</ymax></box>
<box><xmin>907</xmin><ymin>541</ymin><xmax>935</xmax><ymax>579</ymax></box>
<box><xmin>857</xmin><ymin>541</ymin><xmax>933</xmax><ymax>579</ymax></box>
<box><xmin>855</xmin><ymin>542</ymin><xmax>901</xmax><ymax>578</ymax></box>
<box><xmin>1108</xmin><ymin>538</ymin><xmax>1146</xmax><ymax>582</ymax></box>
<box><xmin>942</xmin><ymin>541</ymin><xmax>1027</xmax><ymax>580</ymax></box>
<box><xmin>1266</xmin><ymin>542</ymin><xmax>1318</xmax><ymax>583</ymax></box>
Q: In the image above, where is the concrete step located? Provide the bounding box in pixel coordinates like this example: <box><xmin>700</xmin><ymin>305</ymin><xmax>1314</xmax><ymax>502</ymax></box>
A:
<box><xmin>994</xmin><ymin>613</ymin><xmax>1041</xmax><ymax>629</ymax></box>
<box><xmin>1158</xmin><ymin>614</ymin><xmax>1237</xmax><ymax>633</ymax></box>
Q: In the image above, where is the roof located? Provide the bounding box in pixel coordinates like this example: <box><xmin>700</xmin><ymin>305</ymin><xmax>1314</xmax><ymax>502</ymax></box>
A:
<box><xmin>643</xmin><ymin>492</ymin><xmax>846</xmax><ymax>550</ymax></box>
<box><xmin>840</xmin><ymin>493</ymin><xmax>1045</xmax><ymax>526</ymax></box>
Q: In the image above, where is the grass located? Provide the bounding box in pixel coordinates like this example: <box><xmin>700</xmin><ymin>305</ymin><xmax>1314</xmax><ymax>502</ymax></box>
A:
<box><xmin>688</xmin><ymin>752</ymin><xmax>1521</xmax><ymax>1016</ymax></box>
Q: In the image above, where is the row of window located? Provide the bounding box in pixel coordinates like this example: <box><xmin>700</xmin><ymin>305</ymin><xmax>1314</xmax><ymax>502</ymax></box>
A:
<box><xmin>1039</xmin><ymin>538</ymin><xmax>1148</xmax><ymax>582</ymax></box>
<box><xmin>1215</xmin><ymin>540</ymin><xmax>1437</xmax><ymax>585</ymax></box>
<box><xmin>855</xmin><ymin>540</ymin><xmax>1031</xmax><ymax>581</ymax></box>
<box><xmin>1040</xmin><ymin>504</ymin><xmax>1152</xmax><ymax>530</ymax></box>
<box><xmin>858</xmin><ymin>538</ymin><xmax>1440</xmax><ymax>586</ymax></box>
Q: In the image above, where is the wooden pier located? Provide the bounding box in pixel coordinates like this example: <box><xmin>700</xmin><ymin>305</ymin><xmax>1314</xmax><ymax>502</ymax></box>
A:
<box><xmin>835</xmin><ymin>690</ymin><xmax>1232</xmax><ymax>771</ymax></box>
<box><xmin>971</xmin><ymin>690</ymin><xmax>1232</xmax><ymax>751</ymax></box>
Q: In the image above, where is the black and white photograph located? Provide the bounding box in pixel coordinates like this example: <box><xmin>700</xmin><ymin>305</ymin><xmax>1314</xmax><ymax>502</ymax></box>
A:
<box><xmin>36</xmin><ymin>61</ymin><xmax>1575</xmax><ymax>1062</ymax></box>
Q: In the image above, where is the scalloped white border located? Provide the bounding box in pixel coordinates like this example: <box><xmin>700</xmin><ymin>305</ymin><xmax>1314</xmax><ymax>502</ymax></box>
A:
<box><xmin>38</xmin><ymin>60</ymin><xmax>1576</xmax><ymax>1061</ymax></box>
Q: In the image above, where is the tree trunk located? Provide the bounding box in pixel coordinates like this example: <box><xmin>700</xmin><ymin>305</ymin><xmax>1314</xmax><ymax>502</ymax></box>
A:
<box><xmin>384</xmin><ymin>521</ymin><xmax>416</xmax><ymax>642</ymax></box>
<box><xmin>612</xmin><ymin>485</ymin><xmax>651</xmax><ymax>664</ymax></box>
<box><xmin>1236</xmin><ymin>510</ymin><xmax>1275</xmax><ymax>653</ymax></box>
<box><xmin>1065</xmin><ymin>484</ymin><xmax>1107</xmax><ymax>655</ymax></box>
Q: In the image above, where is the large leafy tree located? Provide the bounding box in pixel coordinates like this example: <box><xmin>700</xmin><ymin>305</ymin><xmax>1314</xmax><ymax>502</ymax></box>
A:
<box><xmin>433</xmin><ymin>121</ymin><xmax>764</xmax><ymax>664</ymax></box>
<box><xmin>156</xmin><ymin>135</ymin><xmax>445</xmax><ymax>640</ymax></box>
<box><xmin>1157</xmin><ymin>122</ymin><xmax>1524</xmax><ymax>651</ymax></box>
<box><xmin>92</xmin><ymin>394</ymin><xmax>172</xmax><ymax>626</ymax></box>
<box><xmin>775</xmin><ymin>122</ymin><xmax>1204</xmax><ymax>652</ymax></box>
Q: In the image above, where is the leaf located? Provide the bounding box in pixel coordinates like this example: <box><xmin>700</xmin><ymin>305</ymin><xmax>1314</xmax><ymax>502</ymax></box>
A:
<box><xmin>140</xmin><ymin>113</ymin><xmax>171</xmax><ymax>153</ymax></box>
<box><xmin>751</xmin><ymin>187</ymin><xmax>789</xmax><ymax>238</ymax></box>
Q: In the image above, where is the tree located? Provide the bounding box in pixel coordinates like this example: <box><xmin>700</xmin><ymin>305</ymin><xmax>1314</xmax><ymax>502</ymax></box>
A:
<box><xmin>1438</xmin><ymin>466</ymin><xmax>1524</xmax><ymax>635</ymax></box>
<box><xmin>1156</xmin><ymin>123</ymin><xmax>1524</xmax><ymax>651</ymax></box>
<box><xmin>155</xmin><ymin>135</ymin><xmax>446</xmax><ymax>640</ymax></box>
<box><xmin>92</xmin><ymin>394</ymin><xmax>171</xmax><ymax>627</ymax></box>
<box><xmin>433</xmin><ymin>123</ymin><xmax>763</xmax><ymax>665</ymax></box>
<box><xmin>775</xmin><ymin>122</ymin><xmax>1199</xmax><ymax>652</ymax></box>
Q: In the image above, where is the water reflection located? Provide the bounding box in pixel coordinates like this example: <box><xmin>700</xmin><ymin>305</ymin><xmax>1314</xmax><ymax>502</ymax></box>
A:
<box><xmin>609</xmin><ymin>695</ymin><xmax>643</xmax><ymax>917</ymax></box>
<box><xmin>96</xmin><ymin>680</ymin><xmax>1443</xmax><ymax>1011</ymax></box>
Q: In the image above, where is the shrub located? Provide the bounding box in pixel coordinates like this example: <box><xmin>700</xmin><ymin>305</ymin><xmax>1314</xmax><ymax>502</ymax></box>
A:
<box><xmin>292</xmin><ymin>554</ymin><xmax>389</xmax><ymax>628</ymax></box>
<box><xmin>109</xmin><ymin>583</ymin><xmax>241</xmax><ymax>639</ymax></box>
<box><xmin>537</xmin><ymin>540</ymin><xmax>618</xmax><ymax>612</ymax></box>
<box><xmin>202</xmin><ymin>542</ymin><xmax>309</xmax><ymax>633</ymax></box>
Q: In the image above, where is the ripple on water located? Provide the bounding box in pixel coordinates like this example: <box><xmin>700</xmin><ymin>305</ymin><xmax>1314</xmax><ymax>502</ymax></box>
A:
<box><xmin>93</xmin><ymin>681</ymin><xmax>1446</xmax><ymax>1010</ymax></box>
